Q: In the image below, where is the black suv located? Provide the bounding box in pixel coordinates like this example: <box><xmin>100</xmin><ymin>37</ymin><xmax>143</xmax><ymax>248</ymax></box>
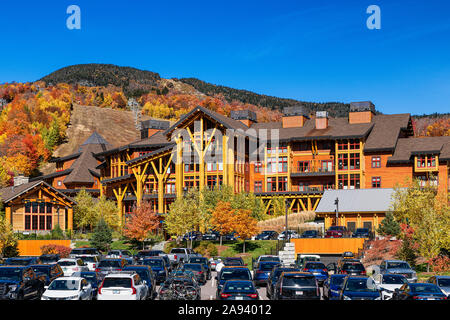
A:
<box><xmin>0</xmin><ymin>266</ymin><xmax>46</xmax><ymax>300</ymax></box>
<box><xmin>273</xmin><ymin>272</ymin><xmax>320</xmax><ymax>300</ymax></box>
<box><xmin>255</xmin><ymin>231</ymin><xmax>278</xmax><ymax>240</ymax></box>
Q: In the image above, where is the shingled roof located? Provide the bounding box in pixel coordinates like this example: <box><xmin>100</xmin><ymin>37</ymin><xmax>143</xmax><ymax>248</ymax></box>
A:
<box><xmin>0</xmin><ymin>180</ymin><xmax>75</xmax><ymax>204</ymax></box>
<box><xmin>388</xmin><ymin>136</ymin><xmax>450</xmax><ymax>163</ymax></box>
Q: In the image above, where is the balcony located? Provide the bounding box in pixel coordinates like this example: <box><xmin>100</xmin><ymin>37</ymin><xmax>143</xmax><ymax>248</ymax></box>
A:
<box><xmin>290</xmin><ymin>165</ymin><xmax>335</xmax><ymax>177</ymax></box>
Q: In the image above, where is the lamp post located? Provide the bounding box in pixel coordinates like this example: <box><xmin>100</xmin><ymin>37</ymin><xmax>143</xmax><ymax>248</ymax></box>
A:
<box><xmin>285</xmin><ymin>198</ymin><xmax>293</xmax><ymax>243</ymax></box>
<box><xmin>334</xmin><ymin>197</ymin><xmax>339</xmax><ymax>226</ymax></box>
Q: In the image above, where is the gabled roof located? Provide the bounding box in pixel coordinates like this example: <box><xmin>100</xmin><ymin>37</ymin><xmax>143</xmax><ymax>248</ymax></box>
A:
<box><xmin>126</xmin><ymin>143</ymin><xmax>176</xmax><ymax>165</ymax></box>
<box><xmin>315</xmin><ymin>188</ymin><xmax>397</xmax><ymax>213</ymax></box>
<box><xmin>81</xmin><ymin>131</ymin><xmax>111</xmax><ymax>148</ymax></box>
<box><xmin>29</xmin><ymin>169</ymin><xmax>73</xmax><ymax>182</ymax></box>
<box><xmin>388</xmin><ymin>136</ymin><xmax>450</xmax><ymax>163</ymax></box>
<box><xmin>0</xmin><ymin>180</ymin><xmax>76</xmax><ymax>204</ymax></box>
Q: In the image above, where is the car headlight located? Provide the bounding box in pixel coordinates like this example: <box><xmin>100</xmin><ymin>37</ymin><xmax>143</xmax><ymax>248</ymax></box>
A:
<box><xmin>375</xmin><ymin>297</ymin><xmax>381</xmax><ymax>300</ymax></box>
<box><xmin>343</xmin><ymin>295</ymin><xmax>352</xmax><ymax>300</ymax></box>
<box><xmin>67</xmin><ymin>295</ymin><xmax>79</xmax><ymax>300</ymax></box>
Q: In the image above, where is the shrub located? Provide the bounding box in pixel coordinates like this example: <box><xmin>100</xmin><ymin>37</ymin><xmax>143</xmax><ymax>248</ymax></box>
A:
<box><xmin>40</xmin><ymin>244</ymin><xmax>71</xmax><ymax>258</ymax></box>
<box><xmin>50</xmin><ymin>224</ymin><xmax>65</xmax><ymax>239</ymax></box>
<box><xmin>90</xmin><ymin>219</ymin><xmax>112</xmax><ymax>252</ymax></box>
<box><xmin>428</xmin><ymin>255</ymin><xmax>450</xmax><ymax>273</ymax></box>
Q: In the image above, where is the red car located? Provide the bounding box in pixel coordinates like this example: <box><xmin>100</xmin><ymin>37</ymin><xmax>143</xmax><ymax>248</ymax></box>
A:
<box><xmin>325</xmin><ymin>226</ymin><xmax>350</xmax><ymax>238</ymax></box>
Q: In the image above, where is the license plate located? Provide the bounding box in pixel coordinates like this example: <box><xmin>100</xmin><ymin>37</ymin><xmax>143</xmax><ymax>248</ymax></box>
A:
<box><xmin>296</xmin><ymin>291</ymin><xmax>303</xmax><ymax>295</ymax></box>
<box><xmin>313</xmin><ymin>272</ymin><xmax>320</xmax><ymax>275</ymax></box>
<box><xmin>427</xmin><ymin>298</ymin><xmax>435</xmax><ymax>300</ymax></box>
<box><xmin>113</xmin><ymin>290</ymin><xmax>120</xmax><ymax>294</ymax></box>
<box><xmin>235</xmin><ymin>296</ymin><xmax>243</xmax><ymax>300</ymax></box>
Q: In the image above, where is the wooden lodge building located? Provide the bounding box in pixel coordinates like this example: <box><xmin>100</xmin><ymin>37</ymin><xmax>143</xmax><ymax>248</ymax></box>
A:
<box><xmin>2</xmin><ymin>102</ymin><xmax>450</xmax><ymax>233</ymax></box>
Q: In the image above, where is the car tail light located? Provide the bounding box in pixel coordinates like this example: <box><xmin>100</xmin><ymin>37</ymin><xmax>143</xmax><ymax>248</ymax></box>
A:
<box><xmin>131</xmin><ymin>286</ymin><xmax>137</xmax><ymax>295</ymax></box>
<box><xmin>93</xmin><ymin>264</ymin><xmax>96</xmax><ymax>268</ymax></box>
<box><xmin>73</xmin><ymin>267</ymin><xmax>79</xmax><ymax>271</ymax></box>
<box><xmin>220</xmin><ymin>293</ymin><xmax>231</xmax><ymax>298</ymax></box>
<box><xmin>412</xmin><ymin>296</ymin><xmax>421</xmax><ymax>300</ymax></box>
<box><xmin>361</xmin><ymin>270</ymin><xmax>366</xmax><ymax>275</ymax></box>
<box><xmin>323</xmin><ymin>269</ymin><xmax>327</xmax><ymax>272</ymax></box>
<box><xmin>304</xmin><ymin>269</ymin><xmax>309</xmax><ymax>272</ymax></box>
<box><xmin>95</xmin><ymin>268</ymin><xmax>100</xmax><ymax>272</ymax></box>
<box><xmin>247</xmin><ymin>293</ymin><xmax>258</xmax><ymax>299</ymax></box>
<box><xmin>256</xmin><ymin>270</ymin><xmax>263</xmax><ymax>274</ymax></box>
<box><xmin>98</xmin><ymin>283</ymin><xmax>103</xmax><ymax>295</ymax></box>
<box><xmin>174</xmin><ymin>255</ymin><xmax>177</xmax><ymax>260</ymax></box>
<box><xmin>198</xmin><ymin>271</ymin><xmax>203</xmax><ymax>274</ymax></box>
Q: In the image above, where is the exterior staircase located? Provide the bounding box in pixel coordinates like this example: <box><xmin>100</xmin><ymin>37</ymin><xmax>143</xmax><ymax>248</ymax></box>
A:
<box><xmin>278</xmin><ymin>242</ymin><xmax>296</xmax><ymax>265</ymax></box>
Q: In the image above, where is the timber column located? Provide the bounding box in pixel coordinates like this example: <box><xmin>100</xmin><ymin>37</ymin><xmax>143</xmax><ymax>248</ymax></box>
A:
<box><xmin>67</xmin><ymin>207</ymin><xmax>73</xmax><ymax>231</ymax></box>
<box><xmin>176</xmin><ymin>137</ymin><xmax>183</xmax><ymax>197</ymax></box>
<box><xmin>5</xmin><ymin>207</ymin><xmax>11</xmax><ymax>226</ymax></box>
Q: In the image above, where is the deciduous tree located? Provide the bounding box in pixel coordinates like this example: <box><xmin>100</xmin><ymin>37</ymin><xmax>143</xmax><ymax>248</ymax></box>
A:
<box><xmin>123</xmin><ymin>201</ymin><xmax>160</xmax><ymax>249</ymax></box>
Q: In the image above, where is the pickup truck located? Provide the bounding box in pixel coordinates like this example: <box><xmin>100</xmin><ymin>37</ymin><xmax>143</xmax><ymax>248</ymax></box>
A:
<box><xmin>0</xmin><ymin>266</ymin><xmax>46</xmax><ymax>300</ymax></box>
<box><xmin>167</xmin><ymin>248</ymin><xmax>200</xmax><ymax>266</ymax></box>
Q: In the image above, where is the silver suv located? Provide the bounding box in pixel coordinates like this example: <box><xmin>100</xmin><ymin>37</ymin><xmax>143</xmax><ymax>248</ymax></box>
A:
<box><xmin>379</xmin><ymin>260</ymin><xmax>417</xmax><ymax>283</ymax></box>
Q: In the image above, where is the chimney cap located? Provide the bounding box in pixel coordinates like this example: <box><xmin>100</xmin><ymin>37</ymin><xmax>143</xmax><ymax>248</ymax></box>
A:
<box><xmin>140</xmin><ymin>119</ymin><xmax>171</xmax><ymax>130</ymax></box>
<box><xmin>283</xmin><ymin>105</ymin><xmax>310</xmax><ymax>118</ymax></box>
<box><xmin>230</xmin><ymin>110</ymin><xmax>257</xmax><ymax>123</ymax></box>
<box><xmin>350</xmin><ymin>101</ymin><xmax>375</xmax><ymax>113</ymax></box>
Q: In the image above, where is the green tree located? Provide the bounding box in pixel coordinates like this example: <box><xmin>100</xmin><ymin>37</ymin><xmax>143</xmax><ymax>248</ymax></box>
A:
<box><xmin>73</xmin><ymin>189</ymin><xmax>97</xmax><ymax>231</ymax></box>
<box><xmin>231</xmin><ymin>191</ymin><xmax>266</xmax><ymax>221</ymax></box>
<box><xmin>95</xmin><ymin>196</ymin><xmax>120</xmax><ymax>230</ymax></box>
<box><xmin>50</xmin><ymin>224</ymin><xmax>65</xmax><ymax>240</ymax></box>
<box><xmin>377</xmin><ymin>212</ymin><xmax>401</xmax><ymax>237</ymax></box>
<box><xmin>91</xmin><ymin>218</ymin><xmax>112</xmax><ymax>252</ymax></box>
<box><xmin>0</xmin><ymin>216</ymin><xmax>18</xmax><ymax>258</ymax></box>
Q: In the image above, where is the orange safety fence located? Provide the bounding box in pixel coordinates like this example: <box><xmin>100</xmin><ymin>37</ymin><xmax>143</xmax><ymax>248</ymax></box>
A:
<box><xmin>290</xmin><ymin>238</ymin><xmax>366</xmax><ymax>256</ymax></box>
<box><xmin>17</xmin><ymin>240</ymin><xmax>72</xmax><ymax>256</ymax></box>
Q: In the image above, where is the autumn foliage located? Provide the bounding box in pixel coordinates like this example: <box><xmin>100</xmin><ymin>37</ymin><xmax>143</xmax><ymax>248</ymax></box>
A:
<box><xmin>123</xmin><ymin>201</ymin><xmax>160</xmax><ymax>248</ymax></box>
<box><xmin>40</xmin><ymin>244</ymin><xmax>72</xmax><ymax>258</ymax></box>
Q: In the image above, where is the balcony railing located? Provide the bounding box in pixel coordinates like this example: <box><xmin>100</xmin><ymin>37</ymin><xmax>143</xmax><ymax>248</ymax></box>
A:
<box><xmin>291</xmin><ymin>185</ymin><xmax>335</xmax><ymax>192</ymax></box>
<box><xmin>291</xmin><ymin>165</ymin><xmax>335</xmax><ymax>175</ymax></box>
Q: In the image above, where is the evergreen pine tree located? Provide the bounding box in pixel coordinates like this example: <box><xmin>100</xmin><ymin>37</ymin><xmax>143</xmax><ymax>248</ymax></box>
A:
<box><xmin>377</xmin><ymin>213</ymin><xmax>401</xmax><ymax>237</ymax></box>
<box><xmin>91</xmin><ymin>218</ymin><xmax>112</xmax><ymax>252</ymax></box>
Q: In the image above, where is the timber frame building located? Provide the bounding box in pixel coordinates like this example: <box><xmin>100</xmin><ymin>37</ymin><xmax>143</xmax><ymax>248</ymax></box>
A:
<box><xmin>92</xmin><ymin>102</ymin><xmax>450</xmax><ymax>233</ymax></box>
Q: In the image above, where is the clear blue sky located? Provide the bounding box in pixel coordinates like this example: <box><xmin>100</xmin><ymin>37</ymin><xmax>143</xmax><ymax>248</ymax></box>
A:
<box><xmin>1</xmin><ymin>0</ymin><xmax>449</xmax><ymax>115</ymax></box>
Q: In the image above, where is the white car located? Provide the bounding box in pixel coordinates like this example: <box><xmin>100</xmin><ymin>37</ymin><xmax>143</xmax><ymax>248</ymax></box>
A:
<box><xmin>97</xmin><ymin>272</ymin><xmax>148</xmax><ymax>300</ymax></box>
<box><xmin>277</xmin><ymin>230</ymin><xmax>299</xmax><ymax>240</ymax></box>
<box><xmin>41</xmin><ymin>277</ymin><xmax>93</xmax><ymax>300</ymax></box>
<box><xmin>78</xmin><ymin>255</ymin><xmax>100</xmax><ymax>271</ymax></box>
<box><xmin>373</xmin><ymin>273</ymin><xmax>408</xmax><ymax>300</ymax></box>
<box><xmin>57</xmin><ymin>258</ymin><xmax>89</xmax><ymax>276</ymax></box>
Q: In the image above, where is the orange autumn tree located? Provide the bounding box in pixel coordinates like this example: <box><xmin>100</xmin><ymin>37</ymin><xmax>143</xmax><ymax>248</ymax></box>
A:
<box><xmin>123</xmin><ymin>201</ymin><xmax>160</xmax><ymax>249</ymax></box>
<box><xmin>234</xmin><ymin>208</ymin><xmax>258</xmax><ymax>254</ymax></box>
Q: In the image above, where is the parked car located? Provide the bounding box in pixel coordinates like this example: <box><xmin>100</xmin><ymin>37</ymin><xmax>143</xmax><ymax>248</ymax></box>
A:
<box><xmin>427</xmin><ymin>275</ymin><xmax>450</xmax><ymax>296</ymax></box>
<box><xmin>58</xmin><ymin>258</ymin><xmax>89</xmax><ymax>276</ymax></box>
<box><xmin>301</xmin><ymin>230</ymin><xmax>320</xmax><ymax>238</ymax></box>
<box><xmin>209</xmin><ymin>257</ymin><xmax>223</xmax><ymax>271</ymax></box>
<box><xmin>392</xmin><ymin>283</ymin><xmax>448</xmax><ymax>300</ymax></box>
<box><xmin>295</xmin><ymin>254</ymin><xmax>320</xmax><ymax>269</ymax></box>
<box><xmin>106</xmin><ymin>250</ymin><xmax>133</xmax><ymax>260</ymax></box>
<box><xmin>4</xmin><ymin>256</ymin><xmax>41</xmax><ymax>266</ymax></box>
<box><xmin>223</xmin><ymin>257</ymin><xmax>245</xmax><ymax>267</ymax></box>
<box><xmin>69</xmin><ymin>248</ymin><xmax>100</xmax><ymax>258</ymax></box>
<box><xmin>181</xmin><ymin>263</ymin><xmax>207</xmax><ymax>285</ymax></box>
<box><xmin>202</xmin><ymin>231</ymin><xmax>220</xmax><ymax>241</ymax></box>
<box><xmin>352</xmin><ymin>228</ymin><xmax>370</xmax><ymax>238</ymax></box>
<box><xmin>72</xmin><ymin>271</ymin><xmax>101</xmax><ymax>299</ymax></box>
<box><xmin>167</xmin><ymin>248</ymin><xmax>199</xmax><ymax>266</ymax></box>
<box><xmin>266</xmin><ymin>266</ymin><xmax>301</xmax><ymax>299</ymax></box>
<box><xmin>252</xmin><ymin>255</ymin><xmax>280</xmax><ymax>270</ymax></box>
<box><xmin>0</xmin><ymin>266</ymin><xmax>46</xmax><ymax>300</ymax></box>
<box><xmin>255</xmin><ymin>230</ymin><xmax>278</xmax><ymax>240</ymax></box>
<box><xmin>159</xmin><ymin>275</ymin><xmax>201</xmax><ymax>300</ymax></box>
<box><xmin>277</xmin><ymin>230</ymin><xmax>300</xmax><ymax>240</ymax></box>
<box><xmin>94</xmin><ymin>258</ymin><xmax>128</xmax><ymax>278</ymax></box>
<box><xmin>323</xmin><ymin>274</ymin><xmax>347</xmax><ymax>300</ymax></box>
<box><xmin>273</xmin><ymin>271</ymin><xmax>320</xmax><ymax>300</ymax></box>
<box><xmin>337</xmin><ymin>260</ymin><xmax>366</xmax><ymax>276</ymax></box>
<box><xmin>140</xmin><ymin>257</ymin><xmax>168</xmax><ymax>284</ymax></box>
<box><xmin>78</xmin><ymin>255</ymin><xmax>100</xmax><ymax>271</ymax></box>
<box><xmin>379</xmin><ymin>260</ymin><xmax>417</xmax><ymax>283</ymax></box>
<box><xmin>325</xmin><ymin>226</ymin><xmax>351</xmax><ymax>238</ymax></box>
<box><xmin>215</xmin><ymin>266</ymin><xmax>252</xmax><ymax>299</ymax></box>
<box><xmin>373</xmin><ymin>273</ymin><xmax>408</xmax><ymax>300</ymax></box>
<box><xmin>182</xmin><ymin>231</ymin><xmax>203</xmax><ymax>241</ymax></box>
<box><xmin>30</xmin><ymin>263</ymin><xmax>64</xmax><ymax>286</ymax></box>
<box><xmin>222</xmin><ymin>232</ymin><xmax>238</xmax><ymax>241</ymax></box>
<box><xmin>218</xmin><ymin>280</ymin><xmax>259</xmax><ymax>300</ymax></box>
<box><xmin>41</xmin><ymin>277</ymin><xmax>93</xmax><ymax>300</ymax></box>
<box><xmin>253</xmin><ymin>261</ymin><xmax>281</xmax><ymax>287</ymax></box>
<box><xmin>339</xmin><ymin>275</ymin><xmax>381</xmax><ymax>300</ymax></box>
<box><xmin>97</xmin><ymin>272</ymin><xmax>148</xmax><ymax>300</ymax></box>
<box><xmin>123</xmin><ymin>265</ymin><xmax>157</xmax><ymax>299</ymax></box>
<box><xmin>135</xmin><ymin>250</ymin><xmax>165</xmax><ymax>263</ymax></box>
<box><xmin>303</xmin><ymin>262</ymin><xmax>329</xmax><ymax>286</ymax></box>
<box><xmin>39</xmin><ymin>254</ymin><xmax>60</xmax><ymax>264</ymax></box>
<box><xmin>187</xmin><ymin>256</ymin><xmax>211</xmax><ymax>280</ymax></box>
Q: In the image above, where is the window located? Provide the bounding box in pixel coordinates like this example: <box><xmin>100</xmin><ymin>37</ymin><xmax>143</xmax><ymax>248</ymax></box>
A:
<box><xmin>349</xmin><ymin>153</ymin><xmax>360</xmax><ymax>170</ymax></box>
<box><xmin>337</xmin><ymin>140</ymin><xmax>348</xmax><ymax>150</ymax></box>
<box><xmin>416</xmin><ymin>156</ymin><xmax>426</xmax><ymax>168</ymax></box>
<box><xmin>278</xmin><ymin>177</ymin><xmax>287</xmax><ymax>191</ymax></box>
<box><xmin>338</xmin><ymin>154</ymin><xmax>348</xmax><ymax>170</ymax></box>
<box><xmin>254</xmin><ymin>181</ymin><xmax>262</xmax><ymax>192</ymax></box>
<box><xmin>349</xmin><ymin>139</ymin><xmax>359</xmax><ymax>150</ymax></box>
<box><xmin>267</xmin><ymin>157</ymin><xmax>277</xmax><ymax>174</ymax></box>
<box><xmin>278</xmin><ymin>157</ymin><xmax>288</xmax><ymax>173</ymax></box>
<box><xmin>297</xmin><ymin>161</ymin><xmax>310</xmax><ymax>173</ymax></box>
<box><xmin>298</xmin><ymin>182</ymin><xmax>309</xmax><ymax>192</ymax></box>
<box><xmin>254</xmin><ymin>162</ymin><xmax>262</xmax><ymax>173</ymax></box>
<box><xmin>166</xmin><ymin>179</ymin><xmax>176</xmax><ymax>194</ymax></box>
<box><xmin>372</xmin><ymin>156</ymin><xmax>381</xmax><ymax>168</ymax></box>
<box><xmin>349</xmin><ymin>174</ymin><xmax>360</xmax><ymax>189</ymax></box>
<box><xmin>206</xmin><ymin>176</ymin><xmax>217</xmax><ymax>189</ymax></box>
<box><xmin>427</xmin><ymin>156</ymin><xmax>436</xmax><ymax>167</ymax></box>
<box><xmin>267</xmin><ymin>177</ymin><xmax>276</xmax><ymax>192</ymax></box>
<box><xmin>372</xmin><ymin>176</ymin><xmax>381</xmax><ymax>188</ymax></box>
<box><xmin>338</xmin><ymin>174</ymin><xmax>349</xmax><ymax>189</ymax></box>
<box><xmin>321</xmin><ymin>160</ymin><xmax>333</xmax><ymax>172</ymax></box>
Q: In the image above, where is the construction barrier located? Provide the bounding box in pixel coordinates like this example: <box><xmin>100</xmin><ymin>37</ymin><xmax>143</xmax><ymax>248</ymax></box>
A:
<box><xmin>17</xmin><ymin>240</ymin><xmax>72</xmax><ymax>256</ymax></box>
<box><xmin>290</xmin><ymin>238</ymin><xmax>366</xmax><ymax>256</ymax></box>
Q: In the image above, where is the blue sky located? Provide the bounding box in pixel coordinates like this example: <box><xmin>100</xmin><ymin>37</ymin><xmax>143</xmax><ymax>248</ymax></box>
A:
<box><xmin>0</xmin><ymin>0</ymin><xmax>449</xmax><ymax>114</ymax></box>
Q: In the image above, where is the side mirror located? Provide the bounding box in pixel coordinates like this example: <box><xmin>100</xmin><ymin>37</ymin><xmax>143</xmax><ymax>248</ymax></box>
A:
<box><xmin>143</xmin><ymin>280</ymin><xmax>147</xmax><ymax>285</ymax></box>
<box><xmin>44</xmin><ymin>286</ymin><xmax>49</xmax><ymax>290</ymax></box>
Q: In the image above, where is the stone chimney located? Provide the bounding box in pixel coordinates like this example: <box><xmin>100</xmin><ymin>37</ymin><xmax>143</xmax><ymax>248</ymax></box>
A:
<box><xmin>349</xmin><ymin>101</ymin><xmax>375</xmax><ymax>124</ymax></box>
<box><xmin>282</xmin><ymin>106</ymin><xmax>309</xmax><ymax>128</ymax></box>
<box><xmin>14</xmin><ymin>174</ymin><xmax>29</xmax><ymax>187</ymax></box>
<box><xmin>140</xmin><ymin>119</ymin><xmax>171</xmax><ymax>139</ymax></box>
<box><xmin>315</xmin><ymin>111</ymin><xmax>329</xmax><ymax>129</ymax></box>
<box><xmin>230</xmin><ymin>110</ymin><xmax>258</xmax><ymax>127</ymax></box>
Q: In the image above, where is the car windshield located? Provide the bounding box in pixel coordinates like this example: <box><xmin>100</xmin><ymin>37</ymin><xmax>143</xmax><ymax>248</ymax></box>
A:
<box><xmin>40</xmin><ymin>257</ymin><xmax>58</xmax><ymax>263</ymax></box>
<box><xmin>189</xmin><ymin>258</ymin><xmax>206</xmax><ymax>264</ymax></box>
<box><xmin>223</xmin><ymin>281</ymin><xmax>255</xmax><ymax>293</ymax></box>
<box><xmin>6</xmin><ymin>259</ymin><xmax>30</xmax><ymax>265</ymax></box>
<box><xmin>184</xmin><ymin>264</ymin><xmax>202</xmax><ymax>271</ymax></box>
<box><xmin>330</xmin><ymin>276</ymin><xmax>346</xmax><ymax>286</ymax></box>
<box><xmin>386</xmin><ymin>262</ymin><xmax>410</xmax><ymax>269</ymax></box>
<box><xmin>98</xmin><ymin>260</ymin><xmax>122</xmax><ymax>268</ymax></box>
<box><xmin>304</xmin><ymin>230</ymin><xmax>316</xmax><ymax>234</ymax></box>
<box><xmin>259</xmin><ymin>263</ymin><xmax>279</xmax><ymax>271</ymax></box>
<box><xmin>72</xmin><ymin>249</ymin><xmax>97</xmax><ymax>255</ymax></box>
<box><xmin>412</xmin><ymin>284</ymin><xmax>442</xmax><ymax>293</ymax></box>
<box><xmin>138</xmin><ymin>251</ymin><xmax>159</xmax><ymax>257</ymax></box>
<box><xmin>32</xmin><ymin>266</ymin><xmax>50</xmax><ymax>275</ymax></box>
<box><xmin>58</xmin><ymin>261</ymin><xmax>76</xmax><ymax>266</ymax></box>
<box><xmin>345</xmin><ymin>278</ymin><xmax>377</xmax><ymax>292</ymax></box>
<box><xmin>125</xmin><ymin>269</ymin><xmax>148</xmax><ymax>280</ymax></box>
<box><xmin>343</xmin><ymin>263</ymin><xmax>365</xmax><ymax>271</ymax></box>
<box><xmin>305</xmin><ymin>262</ymin><xmax>326</xmax><ymax>269</ymax></box>
<box><xmin>79</xmin><ymin>256</ymin><xmax>96</xmax><ymax>262</ymax></box>
<box><xmin>74</xmin><ymin>273</ymin><xmax>97</xmax><ymax>282</ymax></box>
<box><xmin>356</xmin><ymin>228</ymin><xmax>368</xmax><ymax>233</ymax></box>
<box><xmin>221</xmin><ymin>269</ymin><xmax>251</xmax><ymax>280</ymax></box>
<box><xmin>102</xmin><ymin>277</ymin><xmax>132</xmax><ymax>288</ymax></box>
<box><xmin>143</xmin><ymin>259</ymin><xmax>163</xmax><ymax>267</ymax></box>
<box><xmin>0</xmin><ymin>268</ymin><xmax>22</xmax><ymax>281</ymax></box>
<box><xmin>283</xmin><ymin>275</ymin><xmax>316</xmax><ymax>287</ymax></box>
<box><xmin>48</xmin><ymin>279</ymin><xmax>80</xmax><ymax>291</ymax></box>
<box><xmin>273</xmin><ymin>268</ymin><xmax>300</xmax><ymax>279</ymax></box>
<box><xmin>437</xmin><ymin>279</ymin><xmax>450</xmax><ymax>287</ymax></box>
<box><xmin>328</xmin><ymin>226</ymin><xmax>343</xmax><ymax>231</ymax></box>
<box><xmin>383</xmin><ymin>275</ymin><xmax>407</xmax><ymax>284</ymax></box>
<box><xmin>259</xmin><ymin>256</ymin><xmax>280</xmax><ymax>262</ymax></box>
<box><xmin>170</xmin><ymin>249</ymin><xmax>186</xmax><ymax>254</ymax></box>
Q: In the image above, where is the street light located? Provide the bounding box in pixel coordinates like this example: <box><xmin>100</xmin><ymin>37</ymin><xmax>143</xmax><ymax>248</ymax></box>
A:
<box><xmin>334</xmin><ymin>197</ymin><xmax>339</xmax><ymax>226</ymax></box>
<box><xmin>285</xmin><ymin>198</ymin><xmax>293</xmax><ymax>242</ymax></box>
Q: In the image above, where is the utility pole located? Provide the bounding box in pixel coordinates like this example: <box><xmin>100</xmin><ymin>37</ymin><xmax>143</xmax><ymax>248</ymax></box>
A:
<box><xmin>334</xmin><ymin>197</ymin><xmax>339</xmax><ymax>226</ymax></box>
